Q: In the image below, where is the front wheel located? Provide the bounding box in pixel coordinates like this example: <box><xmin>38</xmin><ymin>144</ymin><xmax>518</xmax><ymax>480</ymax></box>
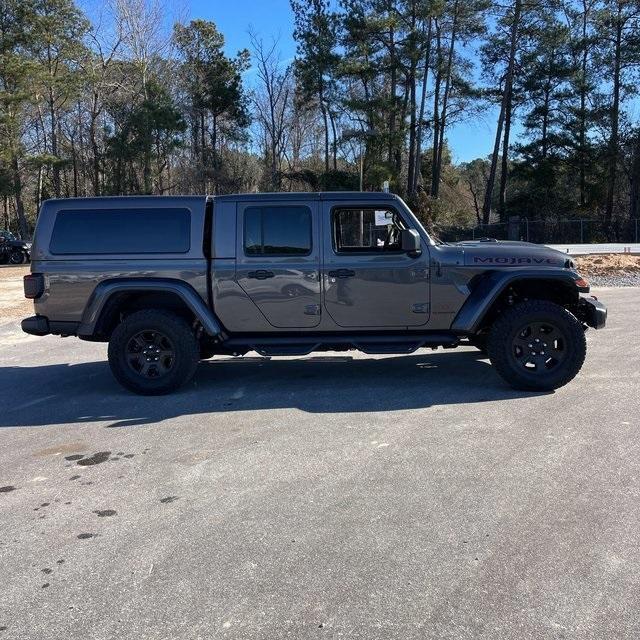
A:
<box><xmin>108</xmin><ymin>310</ymin><xmax>199</xmax><ymax>395</ymax></box>
<box><xmin>9</xmin><ymin>250</ymin><xmax>26</xmax><ymax>264</ymax></box>
<box><xmin>487</xmin><ymin>300</ymin><xmax>587</xmax><ymax>391</ymax></box>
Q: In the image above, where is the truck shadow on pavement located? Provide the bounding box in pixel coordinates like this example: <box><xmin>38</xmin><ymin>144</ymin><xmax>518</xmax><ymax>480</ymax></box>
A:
<box><xmin>0</xmin><ymin>350</ymin><xmax>543</xmax><ymax>429</ymax></box>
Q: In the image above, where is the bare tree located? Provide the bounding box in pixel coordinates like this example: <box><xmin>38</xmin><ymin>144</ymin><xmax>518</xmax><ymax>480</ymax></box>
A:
<box><xmin>249</xmin><ymin>30</ymin><xmax>293</xmax><ymax>190</ymax></box>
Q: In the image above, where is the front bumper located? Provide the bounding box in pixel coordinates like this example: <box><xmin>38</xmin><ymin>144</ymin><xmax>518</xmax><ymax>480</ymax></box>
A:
<box><xmin>577</xmin><ymin>296</ymin><xmax>607</xmax><ymax>329</ymax></box>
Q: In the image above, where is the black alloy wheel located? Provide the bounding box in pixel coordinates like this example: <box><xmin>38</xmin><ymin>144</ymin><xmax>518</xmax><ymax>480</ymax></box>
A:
<box><xmin>510</xmin><ymin>321</ymin><xmax>568</xmax><ymax>374</ymax></box>
<box><xmin>108</xmin><ymin>310</ymin><xmax>200</xmax><ymax>395</ymax></box>
<box><xmin>126</xmin><ymin>330</ymin><xmax>176</xmax><ymax>379</ymax></box>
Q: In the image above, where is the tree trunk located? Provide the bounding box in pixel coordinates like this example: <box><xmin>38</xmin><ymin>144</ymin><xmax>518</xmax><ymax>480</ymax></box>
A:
<box><xmin>211</xmin><ymin>113</ymin><xmax>218</xmax><ymax>192</ymax></box>
<box><xmin>48</xmin><ymin>88</ymin><xmax>60</xmax><ymax>198</ymax></box>
<box><xmin>407</xmin><ymin>66</ymin><xmax>417</xmax><ymax>196</ymax></box>
<box><xmin>388</xmin><ymin>22</ymin><xmax>397</xmax><ymax>168</ymax></box>
<box><xmin>89</xmin><ymin>94</ymin><xmax>101</xmax><ymax>196</ymax></box>
<box><xmin>3</xmin><ymin>196</ymin><xmax>10</xmax><ymax>232</ymax></box>
<box><xmin>578</xmin><ymin>1</ymin><xmax>589</xmax><ymax>208</ymax></box>
<box><xmin>329</xmin><ymin>109</ymin><xmax>338</xmax><ymax>171</ymax></box>
<box><xmin>498</xmin><ymin>89</ymin><xmax>513</xmax><ymax>221</ymax></box>
<box><xmin>319</xmin><ymin>98</ymin><xmax>330</xmax><ymax>175</ymax></box>
<box><xmin>430</xmin><ymin>22</ymin><xmax>442</xmax><ymax>197</ymax></box>
<box><xmin>467</xmin><ymin>180</ymin><xmax>482</xmax><ymax>224</ymax></box>
<box><xmin>605</xmin><ymin>14</ymin><xmax>622</xmax><ymax>229</ymax></box>
<box><xmin>200</xmin><ymin>110</ymin><xmax>207</xmax><ymax>193</ymax></box>
<box><xmin>11</xmin><ymin>155</ymin><xmax>29</xmax><ymax>239</ymax></box>
<box><xmin>412</xmin><ymin>17</ymin><xmax>433</xmax><ymax>196</ymax></box>
<box><xmin>433</xmin><ymin>1</ymin><xmax>459</xmax><ymax>200</ymax></box>
<box><xmin>482</xmin><ymin>0</ymin><xmax>522</xmax><ymax>224</ymax></box>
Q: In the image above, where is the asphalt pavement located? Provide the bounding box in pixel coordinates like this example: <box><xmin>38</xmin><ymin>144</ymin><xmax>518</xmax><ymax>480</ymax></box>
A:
<box><xmin>0</xmin><ymin>287</ymin><xmax>638</xmax><ymax>639</ymax></box>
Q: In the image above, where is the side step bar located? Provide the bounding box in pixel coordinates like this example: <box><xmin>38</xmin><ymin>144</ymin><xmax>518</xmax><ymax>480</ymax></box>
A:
<box><xmin>221</xmin><ymin>332</ymin><xmax>459</xmax><ymax>357</ymax></box>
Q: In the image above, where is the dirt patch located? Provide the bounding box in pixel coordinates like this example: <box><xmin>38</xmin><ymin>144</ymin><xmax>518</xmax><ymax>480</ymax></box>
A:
<box><xmin>575</xmin><ymin>254</ymin><xmax>640</xmax><ymax>277</ymax></box>
<box><xmin>0</xmin><ymin>265</ymin><xmax>31</xmax><ymax>322</ymax></box>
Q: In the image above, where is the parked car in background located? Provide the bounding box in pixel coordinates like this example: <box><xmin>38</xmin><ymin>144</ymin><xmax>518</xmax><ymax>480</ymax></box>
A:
<box><xmin>0</xmin><ymin>230</ymin><xmax>31</xmax><ymax>264</ymax></box>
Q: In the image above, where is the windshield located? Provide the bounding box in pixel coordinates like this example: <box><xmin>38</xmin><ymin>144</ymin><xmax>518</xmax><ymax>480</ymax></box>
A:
<box><xmin>393</xmin><ymin>197</ymin><xmax>446</xmax><ymax>245</ymax></box>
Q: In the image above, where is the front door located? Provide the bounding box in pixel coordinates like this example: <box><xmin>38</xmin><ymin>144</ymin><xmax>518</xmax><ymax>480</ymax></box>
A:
<box><xmin>322</xmin><ymin>202</ymin><xmax>430</xmax><ymax>328</ymax></box>
<box><xmin>236</xmin><ymin>201</ymin><xmax>321</xmax><ymax>328</ymax></box>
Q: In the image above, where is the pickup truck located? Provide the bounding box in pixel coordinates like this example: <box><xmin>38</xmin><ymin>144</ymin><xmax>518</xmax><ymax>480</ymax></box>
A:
<box><xmin>21</xmin><ymin>193</ymin><xmax>606</xmax><ymax>395</ymax></box>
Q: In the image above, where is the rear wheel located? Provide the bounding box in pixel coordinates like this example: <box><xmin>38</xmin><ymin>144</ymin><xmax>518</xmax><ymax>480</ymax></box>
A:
<box><xmin>108</xmin><ymin>310</ymin><xmax>199</xmax><ymax>395</ymax></box>
<box><xmin>487</xmin><ymin>300</ymin><xmax>586</xmax><ymax>391</ymax></box>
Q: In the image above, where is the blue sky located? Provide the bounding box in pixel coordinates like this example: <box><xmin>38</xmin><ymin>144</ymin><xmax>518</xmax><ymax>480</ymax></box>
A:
<box><xmin>188</xmin><ymin>0</ymin><xmax>496</xmax><ymax>163</ymax></box>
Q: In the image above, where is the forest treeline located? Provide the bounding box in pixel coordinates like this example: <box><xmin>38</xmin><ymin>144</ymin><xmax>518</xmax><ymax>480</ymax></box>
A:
<box><xmin>1</xmin><ymin>0</ymin><xmax>640</xmax><ymax>239</ymax></box>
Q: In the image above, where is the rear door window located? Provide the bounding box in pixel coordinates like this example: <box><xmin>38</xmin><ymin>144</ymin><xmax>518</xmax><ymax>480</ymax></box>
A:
<box><xmin>50</xmin><ymin>208</ymin><xmax>191</xmax><ymax>254</ymax></box>
<box><xmin>244</xmin><ymin>206</ymin><xmax>312</xmax><ymax>256</ymax></box>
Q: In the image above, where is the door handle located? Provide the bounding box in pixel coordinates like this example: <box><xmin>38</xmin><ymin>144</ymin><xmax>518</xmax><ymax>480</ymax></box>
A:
<box><xmin>328</xmin><ymin>269</ymin><xmax>355</xmax><ymax>279</ymax></box>
<box><xmin>247</xmin><ymin>270</ymin><xmax>275</xmax><ymax>280</ymax></box>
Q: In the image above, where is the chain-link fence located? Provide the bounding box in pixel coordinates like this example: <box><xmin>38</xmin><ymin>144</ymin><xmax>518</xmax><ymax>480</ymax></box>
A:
<box><xmin>435</xmin><ymin>218</ymin><xmax>640</xmax><ymax>244</ymax></box>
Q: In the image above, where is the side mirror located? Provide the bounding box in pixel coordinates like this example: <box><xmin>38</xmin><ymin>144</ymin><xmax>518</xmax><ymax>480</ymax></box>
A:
<box><xmin>401</xmin><ymin>229</ymin><xmax>421</xmax><ymax>255</ymax></box>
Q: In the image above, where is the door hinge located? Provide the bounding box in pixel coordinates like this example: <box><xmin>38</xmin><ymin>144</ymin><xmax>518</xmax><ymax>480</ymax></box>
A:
<box><xmin>304</xmin><ymin>304</ymin><xmax>321</xmax><ymax>316</ymax></box>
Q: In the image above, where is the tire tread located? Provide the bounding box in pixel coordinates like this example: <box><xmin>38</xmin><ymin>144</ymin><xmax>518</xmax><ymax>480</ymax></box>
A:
<box><xmin>108</xmin><ymin>309</ymin><xmax>199</xmax><ymax>395</ymax></box>
<box><xmin>487</xmin><ymin>299</ymin><xmax>587</xmax><ymax>391</ymax></box>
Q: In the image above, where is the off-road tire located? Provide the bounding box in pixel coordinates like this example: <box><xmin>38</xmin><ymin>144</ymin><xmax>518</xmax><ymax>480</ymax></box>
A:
<box><xmin>108</xmin><ymin>310</ymin><xmax>199</xmax><ymax>395</ymax></box>
<box><xmin>199</xmin><ymin>343</ymin><xmax>216</xmax><ymax>360</ymax></box>
<box><xmin>9</xmin><ymin>250</ymin><xmax>26</xmax><ymax>264</ymax></box>
<box><xmin>487</xmin><ymin>300</ymin><xmax>587</xmax><ymax>391</ymax></box>
<box><xmin>470</xmin><ymin>334</ymin><xmax>488</xmax><ymax>354</ymax></box>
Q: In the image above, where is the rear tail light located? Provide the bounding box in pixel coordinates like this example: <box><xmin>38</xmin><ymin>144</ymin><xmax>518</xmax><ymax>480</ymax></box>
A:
<box><xmin>575</xmin><ymin>277</ymin><xmax>590</xmax><ymax>289</ymax></box>
<box><xmin>24</xmin><ymin>273</ymin><xmax>44</xmax><ymax>299</ymax></box>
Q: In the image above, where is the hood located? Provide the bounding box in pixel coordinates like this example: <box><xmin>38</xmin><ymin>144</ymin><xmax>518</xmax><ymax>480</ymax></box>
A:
<box><xmin>438</xmin><ymin>239</ymin><xmax>572</xmax><ymax>268</ymax></box>
<box><xmin>9</xmin><ymin>239</ymin><xmax>30</xmax><ymax>249</ymax></box>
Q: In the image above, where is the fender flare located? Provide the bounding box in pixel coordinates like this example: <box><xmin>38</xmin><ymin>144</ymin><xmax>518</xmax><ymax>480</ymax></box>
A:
<box><xmin>451</xmin><ymin>269</ymin><xmax>586</xmax><ymax>334</ymax></box>
<box><xmin>77</xmin><ymin>278</ymin><xmax>224</xmax><ymax>338</ymax></box>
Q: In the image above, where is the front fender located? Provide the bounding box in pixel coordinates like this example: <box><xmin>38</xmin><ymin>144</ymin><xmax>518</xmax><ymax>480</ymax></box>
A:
<box><xmin>78</xmin><ymin>278</ymin><xmax>224</xmax><ymax>338</ymax></box>
<box><xmin>451</xmin><ymin>269</ymin><xmax>587</xmax><ymax>334</ymax></box>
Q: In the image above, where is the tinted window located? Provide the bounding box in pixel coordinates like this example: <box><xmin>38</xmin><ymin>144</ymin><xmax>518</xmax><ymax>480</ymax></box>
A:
<box><xmin>244</xmin><ymin>206</ymin><xmax>312</xmax><ymax>256</ymax></box>
<box><xmin>333</xmin><ymin>208</ymin><xmax>405</xmax><ymax>253</ymax></box>
<box><xmin>50</xmin><ymin>208</ymin><xmax>191</xmax><ymax>254</ymax></box>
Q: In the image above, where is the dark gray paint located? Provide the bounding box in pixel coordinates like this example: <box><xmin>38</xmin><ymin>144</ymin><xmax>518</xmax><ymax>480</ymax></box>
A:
<box><xmin>24</xmin><ymin>192</ymin><xmax>602</xmax><ymax>343</ymax></box>
<box><xmin>78</xmin><ymin>279</ymin><xmax>223</xmax><ymax>336</ymax></box>
<box><xmin>451</xmin><ymin>269</ymin><xmax>585</xmax><ymax>333</ymax></box>
<box><xmin>321</xmin><ymin>200</ymin><xmax>431</xmax><ymax>328</ymax></box>
<box><xmin>235</xmin><ymin>200</ymin><xmax>321</xmax><ymax>329</ymax></box>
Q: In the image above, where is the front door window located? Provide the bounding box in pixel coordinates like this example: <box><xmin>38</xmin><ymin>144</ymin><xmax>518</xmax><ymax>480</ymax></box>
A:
<box><xmin>333</xmin><ymin>208</ymin><xmax>406</xmax><ymax>253</ymax></box>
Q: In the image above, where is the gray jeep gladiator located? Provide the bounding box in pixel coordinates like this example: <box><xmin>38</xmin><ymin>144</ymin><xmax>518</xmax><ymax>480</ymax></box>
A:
<box><xmin>22</xmin><ymin>193</ymin><xmax>606</xmax><ymax>395</ymax></box>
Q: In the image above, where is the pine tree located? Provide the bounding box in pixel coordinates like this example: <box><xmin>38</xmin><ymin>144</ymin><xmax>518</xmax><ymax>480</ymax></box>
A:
<box><xmin>593</xmin><ymin>0</ymin><xmax>640</xmax><ymax>229</ymax></box>
<box><xmin>173</xmin><ymin>19</ymin><xmax>250</xmax><ymax>193</ymax></box>
<box><xmin>291</xmin><ymin>0</ymin><xmax>339</xmax><ymax>174</ymax></box>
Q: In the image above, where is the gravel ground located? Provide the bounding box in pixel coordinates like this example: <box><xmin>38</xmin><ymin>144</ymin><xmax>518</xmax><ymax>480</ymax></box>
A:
<box><xmin>574</xmin><ymin>255</ymin><xmax>640</xmax><ymax>287</ymax></box>
<box><xmin>581</xmin><ymin>273</ymin><xmax>640</xmax><ymax>287</ymax></box>
<box><xmin>0</xmin><ymin>265</ymin><xmax>31</xmax><ymax>325</ymax></box>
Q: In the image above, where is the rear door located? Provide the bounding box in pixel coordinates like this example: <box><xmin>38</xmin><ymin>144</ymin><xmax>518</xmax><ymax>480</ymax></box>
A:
<box><xmin>235</xmin><ymin>200</ymin><xmax>321</xmax><ymax>328</ymax></box>
<box><xmin>322</xmin><ymin>202</ymin><xmax>430</xmax><ymax>327</ymax></box>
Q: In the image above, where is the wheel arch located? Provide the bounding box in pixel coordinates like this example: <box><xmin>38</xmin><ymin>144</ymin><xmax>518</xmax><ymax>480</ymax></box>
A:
<box><xmin>78</xmin><ymin>279</ymin><xmax>224</xmax><ymax>340</ymax></box>
<box><xmin>451</xmin><ymin>270</ymin><xmax>586</xmax><ymax>335</ymax></box>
